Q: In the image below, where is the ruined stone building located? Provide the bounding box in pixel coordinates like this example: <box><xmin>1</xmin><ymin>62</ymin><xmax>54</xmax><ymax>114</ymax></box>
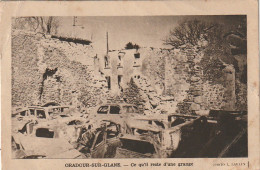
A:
<box><xmin>95</xmin><ymin>45</ymin><xmax>240</xmax><ymax>113</ymax></box>
<box><xmin>97</xmin><ymin>49</ymin><xmax>142</xmax><ymax>95</ymax></box>
<box><xmin>12</xmin><ymin>29</ymin><xmax>246</xmax><ymax>114</ymax></box>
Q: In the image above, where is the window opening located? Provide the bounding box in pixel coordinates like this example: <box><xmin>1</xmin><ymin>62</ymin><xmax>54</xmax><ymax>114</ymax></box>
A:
<box><xmin>110</xmin><ymin>106</ymin><xmax>120</xmax><ymax>114</ymax></box>
<box><xmin>105</xmin><ymin>76</ymin><xmax>111</xmax><ymax>90</ymax></box>
<box><xmin>97</xmin><ymin>106</ymin><xmax>109</xmax><ymax>114</ymax></box>
<box><xmin>134</xmin><ymin>53</ymin><xmax>140</xmax><ymax>59</ymax></box>
<box><xmin>36</xmin><ymin>128</ymin><xmax>54</xmax><ymax>138</ymax></box>
<box><xmin>118</xmin><ymin>75</ymin><xmax>123</xmax><ymax>89</ymax></box>
<box><xmin>36</xmin><ymin>110</ymin><xmax>46</xmax><ymax>119</ymax></box>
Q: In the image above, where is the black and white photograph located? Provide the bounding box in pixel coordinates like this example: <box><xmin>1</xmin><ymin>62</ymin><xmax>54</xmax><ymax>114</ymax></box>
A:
<box><xmin>11</xmin><ymin>15</ymin><xmax>248</xmax><ymax>159</ymax></box>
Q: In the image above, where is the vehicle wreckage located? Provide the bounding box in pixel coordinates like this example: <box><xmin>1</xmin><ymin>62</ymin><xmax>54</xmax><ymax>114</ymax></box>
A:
<box><xmin>115</xmin><ymin>110</ymin><xmax>247</xmax><ymax>158</ymax></box>
<box><xmin>115</xmin><ymin>116</ymin><xmax>209</xmax><ymax>158</ymax></box>
<box><xmin>12</xmin><ymin>105</ymin><xmax>87</xmax><ymax>158</ymax></box>
<box><xmin>12</xmin><ymin>105</ymin><xmax>72</xmax><ymax>131</ymax></box>
<box><xmin>12</xmin><ymin>121</ymin><xmax>85</xmax><ymax>159</ymax></box>
<box><xmin>75</xmin><ymin>120</ymin><xmax>122</xmax><ymax>158</ymax></box>
<box><xmin>12</xmin><ymin>116</ymin><xmax>123</xmax><ymax>158</ymax></box>
<box><xmin>12</xmin><ymin>103</ymin><xmax>247</xmax><ymax>158</ymax></box>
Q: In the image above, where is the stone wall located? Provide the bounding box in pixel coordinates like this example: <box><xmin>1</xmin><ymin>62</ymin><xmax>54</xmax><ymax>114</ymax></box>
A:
<box><xmin>12</xmin><ymin>29</ymin><xmax>246</xmax><ymax>112</ymax></box>
<box><xmin>137</xmin><ymin>45</ymin><xmax>244</xmax><ymax>113</ymax></box>
<box><xmin>115</xmin><ymin>46</ymin><xmax>240</xmax><ymax>114</ymax></box>
<box><xmin>12</xmin><ymin>31</ymin><xmax>42</xmax><ymax>106</ymax></box>
<box><xmin>12</xmin><ymin>30</ymin><xmax>107</xmax><ymax>108</ymax></box>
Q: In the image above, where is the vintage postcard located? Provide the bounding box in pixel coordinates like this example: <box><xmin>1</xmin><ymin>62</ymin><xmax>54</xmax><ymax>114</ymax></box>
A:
<box><xmin>1</xmin><ymin>1</ymin><xmax>259</xmax><ymax>170</ymax></box>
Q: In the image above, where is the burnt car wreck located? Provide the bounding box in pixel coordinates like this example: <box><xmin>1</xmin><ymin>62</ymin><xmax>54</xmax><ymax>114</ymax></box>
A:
<box><xmin>115</xmin><ymin>111</ymin><xmax>247</xmax><ymax>158</ymax></box>
<box><xmin>12</xmin><ymin>105</ymin><xmax>247</xmax><ymax>158</ymax></box>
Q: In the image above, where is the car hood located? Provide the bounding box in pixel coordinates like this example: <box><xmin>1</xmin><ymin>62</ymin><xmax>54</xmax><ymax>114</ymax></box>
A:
<box><xmin>19</xmin><ymin>136</ymin><xmax>81</xmax><ymax>158</ymax></box>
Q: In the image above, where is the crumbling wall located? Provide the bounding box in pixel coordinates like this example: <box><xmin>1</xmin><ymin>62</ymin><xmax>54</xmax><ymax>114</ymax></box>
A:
<box><xmin>168</xmin><ymin>45</ymin><xmax>237</xmax><ymax>113</ymax></box>
<box><xmin>234</xmin><ymin>55</ymin><xmax>247</xmax><ymax>111</ymax></box>
<box><xmin>140</xmin><ymin>48</ymin><xmax>166</xmax><ymax>95</ymax></box>
<box><xmin>235</xmin><ymin>80</ymin><xmax>247</xmax><ymax>110</ymax></box>
<box><xmin>12</xmin><ymin>30</ymin><xmax>246</xmax><ymax>112</ymax></box>
<box><xmin>164</xmin><ymin>47</ymin><xmax>194</xmax><ymax>103</ymax></box>
<box><xmin>137</xmin><ymin>45</ymin><xmax>242</xmax><ymax>113</ymax></box>
<box><xmin>12</xmin><ymin>32</ymin><xmax>42</xmax><ymax>106</ymax></box>
<box><xmin>12</xmin><ymin>30</ymin><xmax>107</xmax><ymax>108</ymax></box>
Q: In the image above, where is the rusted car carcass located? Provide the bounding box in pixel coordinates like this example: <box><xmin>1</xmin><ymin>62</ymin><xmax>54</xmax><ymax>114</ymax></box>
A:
<box><xmin>12</xmin><ymin>105</ymin><xmax>72</xmax><ymax>131</ymax></box>
<box><xmin>12</xmin><ymin>109</ymin><xmax>90</xmax><ymax>159</ymax></box>
<box><xmin>115</xmin><ymin>116</ymin><xmax>210</xmax><ymax>158</ymax></box>
<box><xmin>168</xmin><ymin>111</ymin><xmax>247</xmax><ymax>158</ymax></box>
<box><xmin>194</xmin><ymin>110</ymin><xmax>247</xmax><ymax>158</ymax></box>
<box><xmin>12</xmin><ymin>105</ymin><xmax>86</xmax><ymax>136</ymax></box>
<box><xmin>85</xmin><ymin>103</ymin><xmax>145</xmax><ymax>135</ymax></box>
<box><xmin>12</xmin><ymin>105</ymin><xmax>70</xmax><ymax>120</ymax></box>
<box><xmin>115</xmin><ymin>131</ymin><xmax>161</xmax><ymax>158</ymax></box>
<box><xmin>89</xmin><ymin>103</ymin><xmax>143</xmax><ymax>122</ymax></box>
<box><xmin>76</xmin><ymin>120</ymin><xmax>122</xmax><ymax>158</ymax></box>
<box><xmin>12</xmin><ymin>111</ymin><xmax>123</xmax><ymax>159</ymax></box>
<box><xmin>12</xmin><ymin>121</ymin><xmax>85</xmax><ymax>159</ymax></box>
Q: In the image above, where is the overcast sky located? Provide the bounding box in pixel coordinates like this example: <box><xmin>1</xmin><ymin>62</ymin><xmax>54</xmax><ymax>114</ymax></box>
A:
<box><xmin>57</xmin><ymin>16</ymin><xmax>245</xmax><ymax>53</ymax></box>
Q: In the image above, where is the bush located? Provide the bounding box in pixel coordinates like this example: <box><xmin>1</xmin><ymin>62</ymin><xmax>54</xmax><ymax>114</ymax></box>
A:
<box><xmin>125</xmin><ymin>42</ymin><xmax>140</xmax><ymax>50</ymax></box>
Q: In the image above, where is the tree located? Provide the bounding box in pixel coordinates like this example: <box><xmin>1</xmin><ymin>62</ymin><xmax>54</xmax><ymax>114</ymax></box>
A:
<box><xmin>223</xmin><ymin>16</ymin><xmax>247</xmax><ymax>55</ymax></box>
<box><xmin>163</xmin><ymin>20</ymin><xmax>208</xmax><ymax>48</ymax></box>
<box><xmin>164</xmin><ymin>18</ymin><xmax>246</xmax><ymax>55</ymax></box>
<box><xmin>13</xmin><ymin>17</ymin><xmax>59</xmax><ymax>35</ymax></box>
<box><xmin>123</xmin><ymin>78</ymin><xmax>143</xmax><ymax>106</ymax></box>
<box><xmin>125</xmin><ymin>42</ymin><xmax>140</xmax><ymax>50</ymax></box>
<box><xmin>164</xmin><ymin>17</ymin><xmax>247</xmax><ymax>86</ymax></box>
